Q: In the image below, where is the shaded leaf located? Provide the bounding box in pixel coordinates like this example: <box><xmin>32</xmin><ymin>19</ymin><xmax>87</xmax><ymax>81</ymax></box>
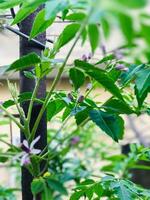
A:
<box><xmin>69</xmin><ymin>68</ymin><xmax>85</xmax><ymax>90</ymax></box>
<box><xmin>90</xmin><ymin>110</ymin><xmax>124</xmax><ymax>142</ymax></box>
<box><xmin>103</xmin><ymin>98</ymin><xmax>134</xmax><ymax>114</ymax></box>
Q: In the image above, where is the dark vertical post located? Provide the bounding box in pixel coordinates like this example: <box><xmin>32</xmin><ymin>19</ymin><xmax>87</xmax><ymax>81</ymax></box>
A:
<box><xmin>20</xmin><ymin>6</ymin><xmax>47</xmax><ymax>200</ymax></box>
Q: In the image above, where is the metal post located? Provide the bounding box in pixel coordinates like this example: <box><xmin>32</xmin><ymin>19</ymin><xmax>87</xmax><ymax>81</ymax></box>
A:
<box><xmin>20</xmin><ymin>6</ymin><xmax>47</xmax><ymax>200</ymax></box>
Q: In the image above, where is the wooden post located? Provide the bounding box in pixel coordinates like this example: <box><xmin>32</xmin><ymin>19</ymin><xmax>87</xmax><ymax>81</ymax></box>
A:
<box><xmin>20</xmin><ymin>6</ymin><xmax>47</xmax><ymax>200</ymax></box>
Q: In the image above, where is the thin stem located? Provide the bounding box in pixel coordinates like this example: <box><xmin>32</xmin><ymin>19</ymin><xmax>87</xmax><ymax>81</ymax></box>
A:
<box><xmin>30</xmin><ymin>11</ymin><xmax>92</xmax><ymax>141</ymax></box>
<box><xmin>0</xmin><ymin>104</ymin><xmax>25</xmax><ymax>132</ymax></box>
<box><xmin>27</xmin><ymin>79</ymin><xmax>40</xmax><ymax>125</ymax></box>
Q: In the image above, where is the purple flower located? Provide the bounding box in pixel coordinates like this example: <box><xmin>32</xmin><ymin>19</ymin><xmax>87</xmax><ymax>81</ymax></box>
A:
<box><xmin>17</xmin><ymin>136</ymin><xmax>41</xmax><ymax>166</ymax></box>
<box><xmin>70</xmin><ymin>136</ymin><xmax>80</xmax><ymax>145</ymax></box>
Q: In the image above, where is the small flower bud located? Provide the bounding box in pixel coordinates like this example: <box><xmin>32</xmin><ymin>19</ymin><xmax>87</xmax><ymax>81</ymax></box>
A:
<box><xmin>70</xmin><ymin>136</ymin><xmax>80</xmax><ymax>145</ymax></box>
<box><xmin>88</xmin><ymin>53</ymin><xmax>92</xmax><ymax>60</ymax></box>
<box><xmin>101</xmin><ymin>44</ymin><xmax>106</xmax><ymax>54</ymax></box>
<box><xmin>67</xmin><ymin>93</ymin><xmax>74</xmax><ymax>102</ymax></box>
<box><xmin>82</xmin><ymin>54</ymin><xmax>88</xmax><ymax>61</ymax></box>
<box><xmin>77</xmin><ymin>95</ymin><xmax>84</xmax><ymax>103</ymax></box>
<box><xmin>43</xmin><ymin>172</ymin><xmax>51</xmax><ymax>178</ymax></box>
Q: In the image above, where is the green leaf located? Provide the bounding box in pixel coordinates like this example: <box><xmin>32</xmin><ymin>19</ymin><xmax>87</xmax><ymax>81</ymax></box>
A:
<box><xmin>30</xmin><ymin>9</ymin><xmax>55</xmax><ymax>39</ymax></box>
<box><xmin>55</xmin><ymin>23</ymin><xmax>80</xmax><ymax>50</ymax></box>
<box><xmin>88</xmin><ymin>24</ymin><xmax>100</xmax><ymax>53</ymax></box>
<box><xmin>31</xmin><ymin>178</ymin><xmax>44</xmax><ymax>195</ymax></box>
<box><xmin>117</xmin><ymin>13</ymin><xmax>134</xmax><ymax>44</ymax></box>
<box><xmin>94</xmin><ymin>183</ymin><xmax>103</xmax><ymax>198</ymax></box>
<box><xmin>46</xmin><ymin>178</ymin><xmax>67</xmax><ymax>195</ymax></box>
<box><xmin>120</xmin><ymin>64</ymin><xmax>145</xmax><ymax>86</ymax></box>
<box><xmin>115</xmin><ymin>0</ymin><xmax>147</xmax><ymax>9</ymax></box>
<box><xmin>135</xmin><ymin>86</ymin><xmax>149</xmax><ymax>108</ymax></box>
<box><xmin>89</xmin><ymin>110</ymin><xmax>124</xmax><ymax>142</ymax></box>
<box><xmin>70</xmin><ymin>191</ymin><xmax>85</xmax><ymax>200</ymax></box>
<box><xmin>112</xmin><ymin>180</ymin><xmax>132</xmax><ymax>200</ymax></box>
<box><xmin>101</xmin><ymin>17</ymin><xmax>110</xmax><ymax>38</ymax></box>
<box><xmin>41</xmin><ymin>188</ymin><xmax>53</xmax><ymax>200</ymax></box>
<box><xmin>75</xmin><ymin>60</ymin><xmax>123</xmax><ymax>100</ymax></box>
<box><xmin>66</xmin><ymin>12</ymin><xmax>86</xmax><ymax>21</ymax></box>
<box><xmin>12</xmin><ymin>0</ymin><xmax>45</xmax><ymax>25</ymax></box>
<box><xmin>96</xmin><ymin>54</ymin><xmax>115</xmax><ymax>65</ymax></box>
<box><xmin>47</xmin><ymin>99</ymin><xmax>66</xmax><ymax>121</ymax></box>
<box><xmin>103</xmin><ymin>98</ymin><xmax>134</xmax><ymax>114</ymax></box>
<box><xmin>135</xmin><ymin>68</ymin><xmax>150</xmax><ymax>97</ymax></box>
<box><xmin>141</xmin><ymin>23</ymin><xmax>150</xmax><ymax>45</ymax></box>
<box><xmin>75</xmin><ymin>107</ymin><xmax>91</xmax><ymax>125</ymax></box>
<box><xmin>45</xmin><ymin>0</ymin><xmax>68</xmax><ymax>20</ymax></box>
<box><xmin>7</xmin><ymin>53</ymin><xmax>41</xmax><ymax>72</ymax></box>
<box><xmin>0</xmin><ymin>0</ymin><xmax>23</xmax><ymax>9</ymax></box>
<box><xmin>69</xmin><ymin>68</ymin><xmax>85</xmax><ymax>90</ymax></box>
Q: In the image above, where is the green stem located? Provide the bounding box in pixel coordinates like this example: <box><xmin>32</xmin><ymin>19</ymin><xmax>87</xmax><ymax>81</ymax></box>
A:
<box><xmin>30</xmin><ymin>12</ymin><xmax>92</xmax><ymax>141</ymax></box>
<box><xmin>0</xmin><ymin>104</ymin><xmax>25</xmax><ymax>132</ymax></box>
<box><xmin>27</xmin><ymin>79</ymin><xmax>40</xmax><ymax>124</ymax></box>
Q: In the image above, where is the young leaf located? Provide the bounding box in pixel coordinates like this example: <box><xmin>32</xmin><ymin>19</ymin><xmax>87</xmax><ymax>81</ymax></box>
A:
<box><xmin>12</xmin><ymin>0</ymin><xmax>45</xmax><ymax>25</ymax></box>
<box><xmin>30</xmin><ymin>9</ymin><xmax>55</xmax><ymax>39</ymax></box>
<box><xmin>75</xmin><ymin>60</ymin><xmax>123</xmax><ymax>100</ymax></box>
<box><xmin>55</xmin><ymin>23</ymin><xmax>80</xmax><ymax>50</ymax></box>
<box><xmin>69</xmin><ymin>68</ymin><xmax>85</xmax><ymax>90</ymax></box>
<box><xmin>89</xmin><ymin>110</ymin><xmax>124</xmax><ymax>142</ymax></box>
<box><xmin>88</xmin><ymin>24</ymin><xmax>100</xmax><ymax>53</ymax></box>
<box><xmin>31</xmin><ymin>178</ymin><xmax>44</xmax><ymax>195</ymax></box>
<box><xmin>65</xmin><ymin>12</ymin><xmax>86</xmax><ymax>21</ymax></box>
<box><xmin>7</xmin><ymin>53</ymin><xmax>41</xmax><ymax>71</ymax></box>
<box><xmin>96</xmin><ymin>54</ymin><xmax>115</xmax><ymax>65</ymax></box>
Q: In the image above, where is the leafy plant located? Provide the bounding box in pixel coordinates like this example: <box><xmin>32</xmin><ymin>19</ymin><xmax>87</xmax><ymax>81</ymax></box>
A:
<box><xmin>0</xmin><ymin>0</ymin><xmax>150</xmax><ymax>199</ymax></box>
